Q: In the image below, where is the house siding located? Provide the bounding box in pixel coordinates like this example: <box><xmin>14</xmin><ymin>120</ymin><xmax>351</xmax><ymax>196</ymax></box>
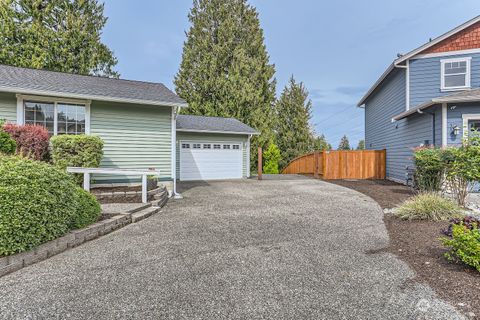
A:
<box><xmin>176</xmin><ymin>132</ymin><xmax>249</xmax><ymax>179</ymax></box>
<box><xmin>365</xmin><ymin>69</ymin><xmax>442</xmax><ymax>183</ymax></box>
<box><xmin>90</xmin><ymin>101</ymin><xmax>173</xmax><ymax>184</ymax></box>
<box><xmin>409</xmin><ymin>52</ymin><xmax>480</xmax><ymax>107</ymax></box>
<box><xmin>446</xmin><ymin>102</ymin><xmax>480</xmax><ymax>146</ymax></box>
<box><xmin>0</xmin><ymin>92</ymin><xmax>17</xmax><ymax>122</ymax></box>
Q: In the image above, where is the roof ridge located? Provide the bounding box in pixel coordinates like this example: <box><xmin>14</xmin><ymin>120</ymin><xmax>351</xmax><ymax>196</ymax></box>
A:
<box><xmin>178</xmin><ymin>114</ymin><xmax>241</xmax><ymax>121</ymax></box>
<box><xmin>0</xmin><ymin>64</ymin><xmax>171</xmax><ymax>88</ymax></box>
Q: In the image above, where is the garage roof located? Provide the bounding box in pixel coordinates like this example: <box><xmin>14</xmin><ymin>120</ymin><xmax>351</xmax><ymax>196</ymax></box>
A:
<box><xmin>0</xmin><ymin>64</ymin><xmax>187</xmax><ymax>107</ymax></box>
<box><xmin>176</xmin><ymin>115</ymin><xmax>259</xmax><ymax>135</ymax></box>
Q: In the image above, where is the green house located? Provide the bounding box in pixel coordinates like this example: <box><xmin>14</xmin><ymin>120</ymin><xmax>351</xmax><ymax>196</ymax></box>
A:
<box><xmin>0</xmin><ymin>65</ymin><xmax>258</xmax><ymax>195</ymax></box>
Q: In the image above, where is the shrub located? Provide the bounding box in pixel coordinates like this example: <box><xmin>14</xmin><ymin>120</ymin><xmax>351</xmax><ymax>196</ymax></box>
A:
<box><xmin>0</xmin><ymin>131</ymin><xmax>16</xmax><ymax>155</ymax></box>
<box><xmin>394</xmin><ymin>192</ymin><xmax>463</xmax><ymax>221</ymax></box>
<box><xmin>0</xmin><ymin>156</ymin><xmax>78</xmax><ymax>255</ymax></box>
<box><xmin>443</xmin><ymin>216</ymin><xmax>480</xmax><ymax>237</ymax></box>
<box><xmin>50</xmin><ymin>135</ymin><xmax>104</xmax><ymax>184</ymax></box>
<box><xmin>413</xmin><ymin>147</ymin><xmax>444</xmax><ymax>192</ymax></box>
<box><xmin>2</xmin><ymin>123</ymin><xmax>50</xmax><ymax>161</ymax></box>
<box><xmin>442</xmin><ymin>139</ymin><xmax>480</xmax><ymax>207</ymax></box>
<box><xmin>442</xmin><ymin>223</ymin><xmax>480</xmax><ymax>272</ymax></box>
<box><xmin>263</xmin><ymin>143</ymin><xmax>281</xmax><ymax>174</ymax></box>
<box><xmin>69</xmin><ymin>187</ymin><xmax>101</xmax><ymax>229</ymax></box>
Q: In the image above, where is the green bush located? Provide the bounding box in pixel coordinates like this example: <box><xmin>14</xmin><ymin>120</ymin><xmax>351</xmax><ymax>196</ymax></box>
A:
<box><xmin>51</xmin><ymin>135</ymin><xmax>104</xmax><ymax>184</ymax></box>
<box><xmin>263</xmin><ymin>143</ymin><xmax>281</xmax><ymax>174</ymax></box>
<box><xmin>70</xmin><ymin>187</ymin><xmax>101</xmax><ymax>229</ymax></box>
<box><xmin>413</xmin><ymin>147</ymin><xmax>445</xmax><ymax>192</ymax></box>
<box><xmin>0</xmin><ymin>156</ymin><xmax>78</xmax><ymax>255</ymax></box>
<box><xmin>395</xmin><ymin>192</ymin><xmax>463</xmax><ymax>221</ymax></box>
<box><xmin>0</xmin><ymin>131</ymin><xmax>16</xmax><ymax>155</ymax></box>
<box><xmin>442</xmin><ymin>223</ymin><xmax>480</xmax><ymax>272</ymax></box>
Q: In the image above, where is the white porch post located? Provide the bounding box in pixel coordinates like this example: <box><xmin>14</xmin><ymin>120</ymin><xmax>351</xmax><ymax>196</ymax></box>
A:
<box><xmin>83</xmin><ymin>173</ymin><xmax>90</xmax><ymax>191</ymax></box>
<box><xmin>141</xmin><ymin>174</ymin><xmax>147</xmax><ymax>203</ymax></box>
<box><xmin>442</xmin><ymin>103</ymin><xmax>448</xmax><ymax>147</ymax></box>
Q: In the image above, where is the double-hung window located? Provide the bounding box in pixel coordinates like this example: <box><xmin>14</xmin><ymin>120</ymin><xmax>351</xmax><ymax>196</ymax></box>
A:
<box><xmin>441</xmin><ymin>57</ymin><xmax>471</xmax><ymax>91</ymax></box>
<box><xmin>20</xmin><ymin>95</ymin><xmax>89</xmax><ymax>135</ymax></box>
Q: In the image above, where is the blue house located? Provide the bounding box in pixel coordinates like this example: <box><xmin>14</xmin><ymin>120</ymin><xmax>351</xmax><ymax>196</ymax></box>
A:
<box><xmin>359</xmin><ymin>15</ymin><xmax>480</xmax><ymax>184</ymax></box>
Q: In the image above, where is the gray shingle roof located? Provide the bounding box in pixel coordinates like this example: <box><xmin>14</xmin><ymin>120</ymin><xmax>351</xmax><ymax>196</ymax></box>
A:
<box><xmin>176</xmin><ymin>115</ymin><xmax>258</xmax><ymax>135</ymax></box>
<box><xmin>0</xmin><ymin>64</ymin><xmax>187</xmax><ymax>107</ymax></box>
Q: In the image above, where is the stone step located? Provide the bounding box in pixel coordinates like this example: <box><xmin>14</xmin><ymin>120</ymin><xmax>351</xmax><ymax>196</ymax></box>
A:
<box><xmin>131</xmin><ymin>206</ymin><xmax>161</xmax><ymax>223</ymax></box>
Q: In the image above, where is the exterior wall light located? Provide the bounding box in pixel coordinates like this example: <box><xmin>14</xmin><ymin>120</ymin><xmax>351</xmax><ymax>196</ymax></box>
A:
<box><xmin>451</xmin><ymin>125</ymin><xmax>460</xmax><ymax>136</ymax></box>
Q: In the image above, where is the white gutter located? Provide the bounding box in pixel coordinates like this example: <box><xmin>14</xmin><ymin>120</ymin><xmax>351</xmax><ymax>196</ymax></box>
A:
<box><xmin>0</xmin><ymin>86</ymin><xmax>188</xmax><ymax>108</ymax></box>
<box><xmin>176</xmin><ymin>128</ymin><xmax>259</xmax><ymax>135</ymax></box>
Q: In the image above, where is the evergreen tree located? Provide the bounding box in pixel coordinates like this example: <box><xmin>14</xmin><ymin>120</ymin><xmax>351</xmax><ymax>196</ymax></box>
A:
<box><xmin>0</xmin><ymin>0</ymin><xmax>118</xmax><ymax>77</ymax></box>
<box><xmin>175</xmin><ymin>0</ymin><xmax>276</xmax><ymax>169</ymax></box>
<box><xmin>263</xmin><ymin>143</ymin><xmax>280</xmax><ymax>174</ymax></box>
<box><xmin>356</xmin><ymin>139</ymin><xmax>365</xmax><ymax>150</ymax></box>
<box><xmin>338</xmin><ymin>135</ymin><xmax>351</xmax><ymax>150</ymax></box>
<box><xmin>274</xmin><ymin>76</ymin><xmax>314</xmax><ymax>169</ymax></box>
<box><xmin>312</xmin><ymin>134</ymin><xmax>332</xmax><ymax>151</ymax></box>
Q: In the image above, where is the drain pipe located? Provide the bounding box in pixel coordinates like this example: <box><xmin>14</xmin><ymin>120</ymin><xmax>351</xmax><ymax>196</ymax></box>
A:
<box><xmin>171</xmin><ymin>106</ymin><xmax>183</xmax><ymax>199</ymax></box>
<box><xmin>422</xmin><ymin>109</ymin><xmax>436</xmax><ymax>146</ymax></box>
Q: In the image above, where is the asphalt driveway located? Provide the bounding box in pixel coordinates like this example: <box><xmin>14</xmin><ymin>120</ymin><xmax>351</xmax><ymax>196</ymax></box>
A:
<box><xmin>0</xmin><ymin>176</ymin><xmax>464</xmax><ymax>319</ymax></box>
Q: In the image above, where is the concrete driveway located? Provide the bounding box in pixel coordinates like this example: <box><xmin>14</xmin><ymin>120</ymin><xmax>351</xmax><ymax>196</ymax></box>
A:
<box><xmin>0</xmin><ymin>176</ymin><xmax>464</xmax><ymax>319</ymax></box>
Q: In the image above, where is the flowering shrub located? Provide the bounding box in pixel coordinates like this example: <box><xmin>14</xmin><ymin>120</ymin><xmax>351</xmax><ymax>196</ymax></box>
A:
<box><xmin>2</xmin><ymin>123</ymin><xmax>50</xmax><ymax>161</ymax></box>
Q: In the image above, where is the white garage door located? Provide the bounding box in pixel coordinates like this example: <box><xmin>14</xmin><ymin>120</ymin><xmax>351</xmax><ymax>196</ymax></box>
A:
<box><xmin>180</xmin><ymin>141</ymin><xmax>243</xmax><ymax>181</ymax></box>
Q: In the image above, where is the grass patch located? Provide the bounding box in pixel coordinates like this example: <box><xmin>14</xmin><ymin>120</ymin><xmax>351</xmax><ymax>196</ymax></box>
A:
<box><xmin>395</xmin><ymin>192</ymin><xmax>463</xmax><ymax>221</ymax></box>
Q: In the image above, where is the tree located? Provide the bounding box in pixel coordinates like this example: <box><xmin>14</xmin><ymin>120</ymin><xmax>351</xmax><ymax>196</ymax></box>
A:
<box><xmin>263</xmin><ymin>143</ymin><xmax>281</xmax><ymax>174</ymax></box>
<box><xmin>356</xmin><ymin>139</ymin><xmax>365</xmax><ymax>150</ymax></box>
<box><xmin>175</xmin><ymin>0</ymin><xmax>276</xmax><ymax>169</ymax></box>
<box><xmin>312</xmin><ymin>134</ymin><xmax>332</xmax><ymax>151</ymax></box>
<box><xmin>274</xmin><ymin>76</ymin><xmax>314</xmax><ymax>169</ymax></box>
<box><xmin>338</xmin><ymin>135</ymin><xmax>351</xmax><ymax>150</ymax></box>
<box><xmin>0</xmin><ymin>0</ymin><xmax>118</xmax><ymax>77</ymax></box>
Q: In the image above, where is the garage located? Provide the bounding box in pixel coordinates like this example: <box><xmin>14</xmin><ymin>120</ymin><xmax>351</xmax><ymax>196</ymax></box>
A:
<box><xmin>180</xmin><ymin>141</ymin><xmax>243</xmax><ymax>181</ymax></box>
<box><xmin>175</xmin><ymin>115</ymin><xmax>258</xmax><ymax>181</ymax></box>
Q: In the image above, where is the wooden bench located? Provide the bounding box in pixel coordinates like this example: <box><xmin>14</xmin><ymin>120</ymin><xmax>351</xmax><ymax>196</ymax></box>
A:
<box><xmin>66</xmin><ymin>167</ymin><xmax>161</xmax><ymax>203</ymax></box>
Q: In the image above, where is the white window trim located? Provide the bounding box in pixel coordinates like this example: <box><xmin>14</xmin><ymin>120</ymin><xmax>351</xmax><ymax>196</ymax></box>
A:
<box><xmin>462</xmin><ymin>114</ymin><xmax>480</xmax><ymax>140</ymax></box>
<box><xmin>16</xmin><ymin>94</ymin><xmax>91</xmax><ymax>134</ymax></box>
<box><xmin>440</xmin><ymin>57</ymin><xmax>471</xmax><ymax>91</ymax></box>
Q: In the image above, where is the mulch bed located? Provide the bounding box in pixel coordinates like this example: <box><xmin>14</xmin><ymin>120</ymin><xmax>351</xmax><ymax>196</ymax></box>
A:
<box><xmin>330</xmin><ymin>179</ymin><xmax>480</xmax><ymax>319</ymax></box>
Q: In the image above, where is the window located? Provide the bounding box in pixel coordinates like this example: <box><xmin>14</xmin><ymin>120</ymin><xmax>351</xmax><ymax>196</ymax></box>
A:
<box><xmin>213</xmin><ymin>144</ymin><xmax>221</xmax><ymax>149</ymax></box>
<box><xmin>193</xmin><ymin>143</ymin><xmax>201</xmax><ymax>149</ymax></box>
<box><xmin>223</xmin><ymin>144</ymin><xmax>231</xmax><ymax>149</ymax></box>
<box><xmin>232</xmin><ymin>145</ymin><xmax>240</xmax><ymax>150</ymax></box>
<box><xmin>441</xmin><ymin>57</ymin><xmax>471</xmax><ymax>91</ymax></box>
<box><xmin>22</xmin><ymin>97</ymin><xmax>88</xmax><ymax>135</ymax></box>
<box><xmin>182</xmin><ymin>143</ymin><xmax>190</xmax><ymax>149</ymax></box>
<box><xmin>203</xmin><ymin>144</ymin><xmax>211</xmax><ymax>149</ymax></box>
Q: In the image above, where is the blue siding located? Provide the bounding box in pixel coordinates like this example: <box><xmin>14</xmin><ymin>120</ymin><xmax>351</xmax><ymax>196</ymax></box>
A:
<box><xmin>409</xmin><ymin>52</ymin><xmax>480</xmax><ymax>107</ymax></box>
<box><xmin>365</xmin><ymin>69</ymin><xmax>442</xmax><ymax>183</ymax></box>
<box><xmin>447</xmin><ymin>102</ymin><xmax>480</xmax><ymax>146</ymax></box>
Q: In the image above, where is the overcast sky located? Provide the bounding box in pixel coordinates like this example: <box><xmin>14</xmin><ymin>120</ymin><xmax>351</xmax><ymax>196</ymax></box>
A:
<box><xmin>102</xmin><ymin>0</ymin><xmax>479</xmax><ymax>148</ymax></box>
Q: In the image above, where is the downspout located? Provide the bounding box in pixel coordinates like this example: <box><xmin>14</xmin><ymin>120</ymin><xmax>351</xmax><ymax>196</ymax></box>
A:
<box><xmin>171</xmin><ymin>106</ymin><xmax>183</xmax><ymax>199</ymax></box>
<box><xmin>423</xmin><ymin>109</ymin><xmax>436</xmax><ymax>146</ymax></box>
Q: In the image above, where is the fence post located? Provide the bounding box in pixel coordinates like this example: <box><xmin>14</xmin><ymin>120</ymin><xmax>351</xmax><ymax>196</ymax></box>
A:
<box><xmin>313</xmin><ymin>152</ymin><xmax>319</xmax><ymax>178</ymax></box>
<box><xmin>258</xmin><ymin>147</ymin><xmax>262</xmax><ymax>180</ymax></box>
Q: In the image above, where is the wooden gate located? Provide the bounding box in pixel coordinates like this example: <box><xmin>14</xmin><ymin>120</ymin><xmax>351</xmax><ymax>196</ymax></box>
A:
<box><xmin>282</xmin><ymin>150</ymin><xmax>386</xmax><ymax>180</ymax></box>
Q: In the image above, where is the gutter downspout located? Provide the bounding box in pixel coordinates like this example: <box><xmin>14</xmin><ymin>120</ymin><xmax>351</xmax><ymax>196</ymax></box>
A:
<box><xmin>171</xmin><ymin>106</ymin><xmax>183</xmax><ymax>199</ymax></box>
<box><xmin>424</xmin><ymin>110</ymin><xmax>436</xmax><ymax>146</ymax></box>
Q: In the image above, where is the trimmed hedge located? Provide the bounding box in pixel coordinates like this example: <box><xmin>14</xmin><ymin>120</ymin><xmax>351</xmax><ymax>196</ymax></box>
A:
<box><xmin>0</xmin><ymin>131</ymin><xmax>16</xmax><ymax>155</ymax></box>
<box><xmin>0</xmin><ymin>156</ymin><xmax>78</xmax><ymax>255</ymax></box>
<box><xmin>0</xmin><ymin>156</ymin><xmax>102</xmax><ymax>256</ymax></box>
<box><xmin>51</xmin><ymin>135</ymin><xmax>104</xmax><ymax>184</ymax></box>
<box><xmin>2</xmin><ymin>123</ymin><xmax>50</xmax><ymax>160</ymax></box>
<box><xmin>70</xmin><ymin>187</ymin><xmax>101</xmax><ymax>229</ymax></box>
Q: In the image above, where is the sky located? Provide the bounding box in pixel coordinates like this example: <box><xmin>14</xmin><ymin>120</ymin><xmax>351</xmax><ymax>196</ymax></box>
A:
<box><xmin>101</xmin><ymin>0</ymin><xmax>479</xmax><ymax>148</ymax></box>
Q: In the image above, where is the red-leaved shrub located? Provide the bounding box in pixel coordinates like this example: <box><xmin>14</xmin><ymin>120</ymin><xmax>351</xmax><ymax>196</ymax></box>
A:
<box><xmin>2</xmin><ymin>123</ymin><xmax>50</xmax><ymax>160</ymax></box>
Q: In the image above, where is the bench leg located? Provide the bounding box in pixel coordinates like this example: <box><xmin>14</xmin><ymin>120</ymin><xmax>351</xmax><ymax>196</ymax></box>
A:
<box><xmin>83</xmin><ymin>173</ymin><xmax>90</xmax><ymax>192</ymax></box>
<box><xmin>142</xmin><ymin>174</ymin><xmax>147</xmax><ymax>203</ymax></box>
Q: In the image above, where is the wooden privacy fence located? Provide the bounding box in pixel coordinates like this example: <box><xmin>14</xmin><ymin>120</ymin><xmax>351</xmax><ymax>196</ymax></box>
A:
<box><xmin>282</xmin><ymin>150</ymin><xmax>386</xmax><ymax>180</ymax></box>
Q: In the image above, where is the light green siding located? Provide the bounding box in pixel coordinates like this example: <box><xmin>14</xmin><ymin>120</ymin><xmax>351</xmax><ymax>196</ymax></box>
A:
<box><xmin>90</xmin><ymin>101</ymin><xmax>172</xmax><ymax>183</ymax></box>
<box><xmin>0</xmin><ymin>92</ymin><xmax>17</xmax><ymax>122</ymax></box>
<box><xmin>176</xmin><ymin>132</ymin><xmax>249</xmax><ymax>178</ymax></box>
